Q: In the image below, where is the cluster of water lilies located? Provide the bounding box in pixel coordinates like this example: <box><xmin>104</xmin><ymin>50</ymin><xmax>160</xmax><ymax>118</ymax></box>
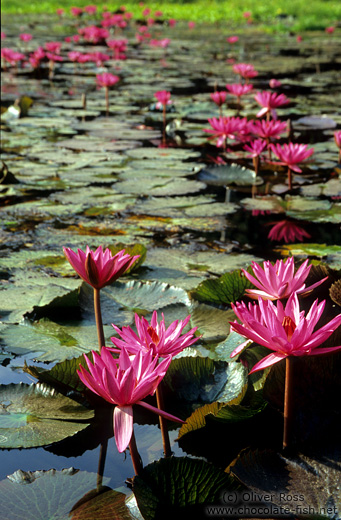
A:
<box><xmin>62</xmin><ymin>245</ymin><xmax>341</xmax><ymax>470</ymax></box>
<box><xmin>63</xmin><ymin>245</ymin><xmax>199</xmax><ymax>473</ymax></box>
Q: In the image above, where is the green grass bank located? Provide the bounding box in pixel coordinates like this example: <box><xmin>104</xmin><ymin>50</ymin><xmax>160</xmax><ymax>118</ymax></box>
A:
<box><xmin>1</xmin><ymin>0</ymin><xmax>341</xmax><ymax>32</ymax></box>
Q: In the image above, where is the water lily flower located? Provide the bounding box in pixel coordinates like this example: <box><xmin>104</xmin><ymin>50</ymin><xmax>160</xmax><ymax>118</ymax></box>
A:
<box><xmin>45</xmin><ymin>41</ymin><xmax>62</xmax><ymax>54</ymax></box>
<box><xmin>154</xmin><ymin>90</ymin><xmax>172</xmax><ymax>109</ymax></box>
<box><xmin>106</xmin><ymin>38</ymin><xmax>128</xmax><ymax>59</ymax></box>
<box><xmin>334</xmin><ymin>130</ymin><xmax>341</xmax><ymax>162</ymax></box>
<box><xmin>232</xmin><ymin>63</ymin><xmax>258</xmax><ymax>80</ymax></box>
<box><xmin>229</xmin><ymin>293</ymin><xmax>341</xmax><ymax>373</ymax></box>
<box><xmin>252</xmin><ymin>119</ymin><xmax>288</xmax><ymax>141</ymax></box>
<box><xmin>169</xmin><ymin>18</ymin><xmax>177</xmax><ymax>27</ymax></box>
<box><xmin>269</xmin><ymin>78</ymin><xmax>282</xmax><ymax>89</ymax></box>
<box><xmin>56</xmin><ymin>8</ymin><xmax>64</xmax><ymax>16</ymax></box>
<box><xmin>243</xmin><ymin>139</ymin><xmax>267</xmax><ymax>173</ymax></box>
<box><xmin>210</xmin><ymin>91</ymin><xmax>227</xmax><ymax>115</ymax></box>
<box><xmin>70</xmin><ymin>6</ymin><xmax>83</xmax><ymax>17</ymax></box>
<box><xmin>268</xmin><ymin>220</ymin><xmax>311</xmax><ymax>243</ymax></box>
<box><xmin>204</xmin><ymin>116</ymin><xmax>251</xmax><ymax>148</ymax></box>
<box><xmin>242</xmin><ymin>258</ymin><xmax>328</xmax><ymax>301</ymax></box>
<box><xmin>227</xmin><ymin>36</ymin><xmax>239</xmax><ymax>44</ymax></box>
<box><xmin>110</xmin><ymin>311</ymin><xmax>199</xmax><ymax>358</ymax></box>
<box><xmin>226</xmin><ymin>83</ymin><xmax>253</xmax><ymax>104</ymax></box>
<box><xmin>77</xmin><ymin>347</ymin><xmax>184</xmax><ymax>452</ymax></box>
<box><xmin>19</xmin><ymin>33</ymin><xmax>33</xmax><ymax>42</ymax></box>
<box><xmin>270</xmin><ymin>142</ymin><xmax>314</xmax><ymax>173</ymax></box>
<box><xmin>188</xmin><ymin>21</ymin><xmax>196</xmax><ymax>29</ymax></box>
<box><xmin>254</xmin><ymin>91</ymin><xmax>290</xmax><ymax>119</ymax></box>
<box><xmin>84</xmin><ymin>4</ymin><xmax>97</xmax><ymax>14</ymax></box>
<box><xmin>1</xmin><ymin>48</ymin><xmax>26</xmax><ymax>67</ymax></box>
<box><xmin>96</xmin><ymin>73</ymin><xmax>120</xmax><ymax>115</ymax></box>
<box><xmin>63</xmin><ymin>245</ymin><xmax>139</xmax><ymax>290</ymax></box>
<box><xmin>325</xmin><ymin>26</ymin><xmax>335</xmax><ymax>34</ymax></box>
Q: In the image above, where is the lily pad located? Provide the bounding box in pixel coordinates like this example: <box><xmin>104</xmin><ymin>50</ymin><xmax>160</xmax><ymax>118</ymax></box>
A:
<box><xmin>0</xmin><ymin>383</ymin><xmax>93</xmax><ymax>448</ymax></box>
<box><xmin>132</xmin><ymin>456</ymin><xmax>241</xmax><ymax>520</ymax></box>
<box><xmin>198</xmin><ymin>163</ymin><xmax>257</xmax><ymax>186</ymax></box>
<box><xmin>0</xmin><ymin>468</ymin><xmax>135</xmax><ymax>520</ymax></box>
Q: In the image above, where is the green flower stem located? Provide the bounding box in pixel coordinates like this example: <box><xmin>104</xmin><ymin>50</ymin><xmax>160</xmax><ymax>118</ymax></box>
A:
<box><xmin>283</xmin><ymin>356</ymin><xmax>295</xmax><ymax>450</ymax></box>
<box><xmin>94</xmin><ymin>288</ymin><xmax>105</xmax><ymax>353</ymax></box>
<box><xmin>105</xmin><ymin>86</ymin><xmax>109</xmax><ymax>117</ymax></box>
<box><xmin>156</xmin><ymin>384</ymin><xmax>172</xmax><ymax>458</ymax></box>
<box><xmin>129</xmin><ymin>429</ymin><xmax>143</xmax><ymax>476</ymax></box>
<box><xmin>162</xmin><ymin>104</ymin><xmax>166</xmax><ymax>146</ymax></box>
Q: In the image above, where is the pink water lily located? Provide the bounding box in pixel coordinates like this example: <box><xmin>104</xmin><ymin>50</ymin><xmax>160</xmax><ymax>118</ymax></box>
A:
<box><xmin>63</xmin><ymin>245</ymin><xmax>139</xmax><ymax>289</ymax></box>
<box><xmin>232</xmin><ymin>63</ymin><xmax>258</xmax><ymax>80</ymax></box>
<box><xmin>210</xmin><ymin>91</ymin><xmax>227</xmax><ymax>107</ymax></box>
<box><xmin>111</xmin><ymin>311</ymin><xmax>199</xmax><ymax>358</ymax></box>
<box><xmin>96</xmin><ymin>72</ymin><xmax>120</xmax><ymax>88</ymax></box>
<box><xmin>229</xmin><ymin>293</ymin><xmax>341</xmax><ymax>373</ymax></box>
<box><xmin>334</xmin><ymin>130</ymin><xmax>341</xmax><ymax>162</ymax></box>
<box><xmin>154</xmin><ymin>90</ymin><xmax>172</xmax><ymax>109</ymax></box>
<box><xmin>254</xmin><ymin>91</ymin><xmax>290</xmax><ymax>119</ymax></box>
<box><xmin>226</xmin><ymin>83</ymin><xmax>253</xmax><ymax>102</ymax></box>
<box><xmin>270</xmin><ymin>142</ymin><xmax>314</xmax><ymax>173</ymax></box>
<box><xmin>252</xmin><ymin>119</ymin><xmax>288</xmax><ymax>140</ymax></box>
<box><xmin>244</xmin><ymin>139</ymin><xmax>267</xmax><ymax>158</ymax></box>
<box><xmin>204</xmin><ymin>116</ymin><xmax>250</xmax><ymax>148</ymax></box>
<box><xmin>77</xmin><ymin>347</ymin><xmax>184</xmax><ymax>452</ymax></box>
<box><xmin>242</xmin><ymin>258</ymin><xmax>328</xmax><ymax>300</ymax></box>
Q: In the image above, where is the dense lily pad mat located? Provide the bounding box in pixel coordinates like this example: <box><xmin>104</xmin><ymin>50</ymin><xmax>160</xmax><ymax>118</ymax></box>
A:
<box><xmin>1</xmin><ymin>9</ymin><xmax>341</xmax><ymax>520</ymax></box>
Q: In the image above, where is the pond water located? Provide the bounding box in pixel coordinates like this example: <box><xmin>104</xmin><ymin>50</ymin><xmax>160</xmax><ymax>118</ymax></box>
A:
<box><xmin>1</xmin><ymin>10</ymin><xmax>341</xmax><ymax>520</ymax></box>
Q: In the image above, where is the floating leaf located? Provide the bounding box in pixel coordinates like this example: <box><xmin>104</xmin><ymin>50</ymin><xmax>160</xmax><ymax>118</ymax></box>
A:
<box><xmin>230</xmin><ymin>449</ymin><xmax>341</xmax><ymax>519</ymax></box>
<box><xmin>189</xmin><ymin>269</ymin><xmax>253</xmax><ymax>306</ymax></box>
<box><xmin>0</xmin><ymin>383</ymin><xmax>93</xmax><ymax>448</ymax></box>
<box><xmin>132</xmin><ymin>456</ymin><xmax>241</xmax><ymax>520</ymax></box>
<box><xmin>198</xmin><ymin>163</ymin><xmax>257</xmax><ymax>186</ymax></box>
<box><xmin>0</xmin><ymin>468</ymin><xmax>135</xmax><ymax>520</ymax></box>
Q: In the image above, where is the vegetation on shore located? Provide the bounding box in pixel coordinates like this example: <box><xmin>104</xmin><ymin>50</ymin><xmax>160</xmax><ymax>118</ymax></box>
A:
<box><xmin>1</xmin><ymin>0</ymin><xmax>341</xmax><ymax>32</ymax></box>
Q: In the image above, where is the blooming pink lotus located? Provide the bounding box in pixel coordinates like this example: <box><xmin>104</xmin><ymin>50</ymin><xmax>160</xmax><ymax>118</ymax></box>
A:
<box><xmin>111</xmin><ymin>311</ymin><xmax>198</xmax><ymax>358</ymax></box>
<box><xmin>70</xmin><ymin>6</ymin><xmax>83</xmax><ymax>17</ymax></box>
<box><xmin>19</xmin><ymin>33</ymin><xmax>33</xmax><ymax>42</ymax></box>
<box><xmin>242</xmin><ymin>258</ymin><xmax>328</xmax><ymax>301</ymax></box>
<box><xmin>226</xmin><ymin>83</ymin><xmax>253</xmax><ymax>103</ymax></box>
<box><xmin>106</xmin><ymin>38</ymin><xmax>128</xmax><ymax>59</ymax></box>
<box><xmin>270</xmin><ymin>142</ymin><xmax>314</xmax><ymax>173</ymax></box>
<box><xmin>243</xmin><ymin>139</ymin><xmax>267</xmax><ymax>173</ymax></box>
<box><xmin>210</xmin><ymin>91</ymin><xmax>227</xmax><ymax>107</ymax></box>
<box><xmin>63</xmin><ymin>245</ymin><xmax>139</xmax><ymax>289</ymax></box>
<box><xmin>334</xmin><ymin>130</ymin><xmax>341</xmax><ymax>162</ymax></box>
<box><xmin>204</xmin><ymin>116</ymin><xmax>250</xmax><ymax>148</ymax></box>
<box><xmin>1</xmin><ymin>48</ymin><xmax>26</xmax><ymax>67</ymax></box>
<box><xmin>154</xmin><ymin>90</ymin><xmax>172</xmax><ymax>109</ymax></box>
<box><xmin>252</xmin><ymin>119</ymin><xmax>288</xmax><ymax>141</ymax></box>
<box><xmin>268</xmin><ymin>220</ymin><xmax>311</xmax><ymax>243</ymax></box>
<box><xmin>269</xmin><ymin>78</ymin><xmax>282</xmax><ymax>89</ymax></box>
<box><xmin>227</xmin><ymin>36</ymin><xmax>239</xmax><ymax>44</ymax></box>
<box><xmin>45</xmin><ymin>41</ymin><xmax>62</xmax><ymax>54</ymax></box>
<box><xmin>84</xmin><ymin>4</ymin><xmax>97</xmax><ymax>14</ymax></box>
<box><xmin>77</xmin><ymin>347</ymin><xmax>184</xmax><ymax>452</ymax></box>
<box><xmin>229</xmin><ymin>293</ymin><xmax>341</xmax><ymax>373</ymax></box>
<box><xmin>254</xmin><ymin>91</ymin><xmax>290</xmax><ymax>119</ymax></box>
<box><xmin>232</xmin><ymin>63</ymin><xmax>258</xmax><ymax>80</ymax></box>
<box><xmin>188</xmin><ymin>21</ymin><xmax>196</xmax><ymax>29</ymax></box>
<box><xmin>96</xmin><ymin>72</ymin><xmax>120</xmax><ymax>88</ymax></box>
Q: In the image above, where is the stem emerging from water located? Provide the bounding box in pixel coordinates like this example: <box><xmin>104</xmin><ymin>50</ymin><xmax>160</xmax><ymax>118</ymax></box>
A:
<box><xmin>156</xmin><ymin>384</ymin><xmax>172</xmax><ymax>457</ymax></box>
<box><xmin>283</xmin><ymin>356</ymin><xmax>295</xmax><ymax>450</ymax></box>
<box><xmin>94</xmin><ymin>288</ymin><xmax>105</xmax><ymax>352</ymax></box>
<box><xmin>129</xmin><ymin>429</ymin><xmax>143</xmax><ymax>476</ymax></box>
